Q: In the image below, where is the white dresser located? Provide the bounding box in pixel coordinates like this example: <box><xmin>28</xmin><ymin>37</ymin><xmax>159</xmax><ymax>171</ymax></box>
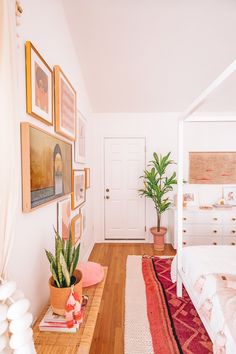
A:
<box><xmin>169</xmin><ymin>207</ymin><xmax>236</xmax><ymax>249</ymax></box>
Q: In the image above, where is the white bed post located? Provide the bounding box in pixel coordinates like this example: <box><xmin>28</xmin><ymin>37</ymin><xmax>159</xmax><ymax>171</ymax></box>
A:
<box><xmin>176</xmin><ymin>119</ymin><xmax>184</xmax><ymax>297</ymax></box>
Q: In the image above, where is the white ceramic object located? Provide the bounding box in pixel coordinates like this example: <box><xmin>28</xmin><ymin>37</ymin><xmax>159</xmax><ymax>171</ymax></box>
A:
<box><xmin>0</xmin><ymin>320</ymin><xmax>8</xmax><ymax>336</ymax></box>
<box><xmin>9</xmin><ymin>328</ymin><xmax>33</xmax><ymax>349</ymax></box>
<box><xmin>9</xmin><ymin>312</ymin><xmax>33</xmax><ymax>333</ymax></box>
<box><xmin>0</xmin><ymin>334</ymin><xmax>8</xmax><ymax>351</ymax></box>
<box><xmin>0</xmin><ymin>304</ymin><xmax>8</xmax><ymax>322</ymax></box>
<box><xmin>7</xmin><ymin>299</ymin><xmax>30</xmax><ymax>320</ymax></box>
<box><xmin>0</xmin><ymin>281</ymin><xmax>16</xmax><ymax>301</ymax></box>
<box><xmin>13</xmin><ymin>340</ymin><xmax>36</xmax><ymax>354</ymax></box>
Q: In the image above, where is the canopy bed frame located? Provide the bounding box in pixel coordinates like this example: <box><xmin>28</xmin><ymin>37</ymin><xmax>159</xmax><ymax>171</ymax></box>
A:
<box><xmin>175</xmin><ymin>60</ymin><xmax>236</xmax><ymax>351</ymax></box>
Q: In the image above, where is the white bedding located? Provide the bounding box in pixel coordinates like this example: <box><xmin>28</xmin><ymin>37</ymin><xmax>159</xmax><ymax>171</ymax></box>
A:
<box><xmin>171</xmin><ymin>246</ymin><xmax>236</xmax><ymax>354</ymax></box>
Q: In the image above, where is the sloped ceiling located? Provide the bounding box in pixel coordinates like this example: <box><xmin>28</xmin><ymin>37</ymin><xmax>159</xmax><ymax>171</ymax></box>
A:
<box><xmin>62</xmin><ymin>0</ymin><xmax>236</xmax><ymax>113</ymax></box>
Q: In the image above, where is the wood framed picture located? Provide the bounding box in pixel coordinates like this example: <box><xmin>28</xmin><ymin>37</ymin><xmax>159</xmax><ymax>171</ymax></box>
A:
<box><xmin>80</xmin><ymin>204</ymin><xmax>87</xmax><ymax>234</ymax></box>
<box><xmin>54</xmin><ymin>65</ymin><xmax>76</xmax><ymax>141</ymax></box>
<box><xmin>84</xmin><ymin>168</ymin><xmax>90</xmax><ymax>189</ymax></box>
<box><xmin>25</xmin><ymin>41</ymin><xmax>53</xmax><ymax>125</ymax></box>
<box><xmin>72</xmin><ymin>170</ymin><xmax>86</xmax><ymax>209</ymax></box>
<box><xmin>74</xmin><ymin>111</ymin><xmax>86</xmax><ymax>163</ymax></box>
<box><xmin>57</xmin><ymin>198</ymin><xmax>71</xmax><ymax>240</ymax></box>
<box><xmin>71</xmin><ymin>213</ymin><xmax>82</xmax><ymax>245</ymax></box>
<box><xmin>21</xmin><ymin>122</ymin><xmax>72</xmax><ymax>212</ymax></box>
<box><xmin>223</xmin><ymin>186</ymin><xmax>236</xmax><ymax>205</ymax></box>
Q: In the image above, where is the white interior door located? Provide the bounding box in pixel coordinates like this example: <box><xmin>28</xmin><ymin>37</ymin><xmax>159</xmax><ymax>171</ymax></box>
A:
<box><xmin>104</xmin><ymin>137</ymin><xmax>146</xmax><ymax>240</ymax></box>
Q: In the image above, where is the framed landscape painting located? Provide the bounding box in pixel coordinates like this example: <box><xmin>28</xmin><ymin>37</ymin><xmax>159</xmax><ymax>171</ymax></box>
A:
<box><xmin>75</xmin><ymin>111</ymin><xmax>86</xmax><ymax>163</ymax></box>
<box><xmin>72</xmin><ymin>170</ymin><xmax>86</xmax><ymax>209</ymax></box>
<box><xmin>25</xmin><ymin>41</ymin><xmax>53</xmax><ymax>125</ymax></box>
<box><xmin>21</xmin><ymin>122</ymin><xmax>72</xmax><ymax>212</ymax></box>
<box><xmin>54</xmin><ymin>65</ymin><xmax>76</xmax><ymax>141</ymax></box>
<box><xmin>57</xmin><ymin>198</ymin><xmax>71</xmax><ymax>240</ymax></box>
<box><xmin>71</xmin><ymin>213</ymin><xmax>82</xmax><ymax>245</ymax></box>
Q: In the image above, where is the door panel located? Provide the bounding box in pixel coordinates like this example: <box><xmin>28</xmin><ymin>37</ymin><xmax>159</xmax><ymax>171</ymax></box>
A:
<box><xmin>104</xmin><ymin>138</ymin><xmax>146</xmax><ymax>240</ymax></box>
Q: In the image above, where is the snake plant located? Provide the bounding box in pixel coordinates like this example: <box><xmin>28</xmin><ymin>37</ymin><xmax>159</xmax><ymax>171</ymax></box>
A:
<box><xmin>45</xmin><ymin>228</ymin><xmax>80</xmax><ymax>288</ymax></box>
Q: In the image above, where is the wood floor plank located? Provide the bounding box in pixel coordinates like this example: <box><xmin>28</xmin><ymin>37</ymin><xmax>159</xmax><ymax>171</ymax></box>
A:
<box><xmin>89</xmin><ymin>243</ymin><xmax>175</xmax><ymax>354</ymax></box>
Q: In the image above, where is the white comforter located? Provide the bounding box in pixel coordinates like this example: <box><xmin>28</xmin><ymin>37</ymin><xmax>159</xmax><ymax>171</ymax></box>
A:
<box><xmin>171</xmin><ymin>246</ymin><xmax>236</xmax><ymax>354</ymax></box>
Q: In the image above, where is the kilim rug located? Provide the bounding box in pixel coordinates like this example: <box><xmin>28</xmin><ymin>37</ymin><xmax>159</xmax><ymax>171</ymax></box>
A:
<box><xmin>142</xmin><ymin>256</ymin><xmax>213</xmax><ymax>354</ymax></box>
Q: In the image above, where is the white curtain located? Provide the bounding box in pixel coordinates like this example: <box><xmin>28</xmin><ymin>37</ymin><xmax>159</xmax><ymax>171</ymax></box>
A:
<box><xmin>0</xmin><ymin>0</ymin><xmax>20</xmax><ymax>279</ymax></box>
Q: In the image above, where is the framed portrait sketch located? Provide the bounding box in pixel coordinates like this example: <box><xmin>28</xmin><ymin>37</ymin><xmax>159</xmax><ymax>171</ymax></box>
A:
<box><xmin>57</xmin><ymin>198</ymin><xmax>71</xmax><ymax>240</ymax></box>
<box><xmin>223</xmin><ymin>186</ymin><xmax>236</xmax><ymax>205</ymax></box>
<box><xmin>71</xmin><ymin>213</ymin><xmax>82</xmax><ymax>245</ymax></box>
<box><xmin>72</xmin><ymin>170</ymin><xmax>86</xmax><ymax>209</ymax></box>
<box><xmin>25</xmin><ymin>41</ymin><xmax>53</xmax><ymax>125</ymax></box>
<box><xmin>84</xmin><ymin>168</ymin><xmax>90</xmax><ymax>189</ymax></box>
<box><xmin>21</xmin><ymin>123</ymin><xmax>72</xmax><ymax>212</ymax></box>
<box><xmin>75</xmin><ymin>111</ymin><xmax>86</xmax><ymax>163</ymax></box>
<box><xmin>54</xmin><ymin>65</ymin><xmax>76</xmax><ymax>141</ymax></box>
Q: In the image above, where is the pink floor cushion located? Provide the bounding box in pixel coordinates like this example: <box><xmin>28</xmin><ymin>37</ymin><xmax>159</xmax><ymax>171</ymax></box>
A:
<box><xmin>77</xmin><ymin>262</ymin><xmax>104</xmax><ymax>288</ymax></box>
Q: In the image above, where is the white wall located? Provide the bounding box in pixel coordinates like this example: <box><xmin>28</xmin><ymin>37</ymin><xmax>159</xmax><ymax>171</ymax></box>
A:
<box><xmin>91</xmin><ymin>113</ymin><xmax>236</xmax><ymax>243</ymax></box>
<box><xmin>7</xmin><ymin>0</ymin><xmax>95</xmax><ymax>319</ymax></box>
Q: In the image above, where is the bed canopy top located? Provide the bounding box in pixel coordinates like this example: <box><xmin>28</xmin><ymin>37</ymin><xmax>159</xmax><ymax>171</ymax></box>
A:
<box><xmin>176</xmin><ymin>59</ymin><xmax>236</xmax><ymax>296</ymax></box>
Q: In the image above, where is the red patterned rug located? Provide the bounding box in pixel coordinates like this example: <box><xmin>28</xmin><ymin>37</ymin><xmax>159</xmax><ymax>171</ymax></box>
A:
<box><xmin>142</xmin><ymin>256</ymin><xmax>213</xmax><ymax>354</ymax></box>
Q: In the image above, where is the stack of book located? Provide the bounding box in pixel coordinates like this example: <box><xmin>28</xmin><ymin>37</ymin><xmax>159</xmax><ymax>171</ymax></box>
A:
<box><xmin>39</xmin><ymin>296</ymin><xmax>88</xmax><ymax>333</ymax></box>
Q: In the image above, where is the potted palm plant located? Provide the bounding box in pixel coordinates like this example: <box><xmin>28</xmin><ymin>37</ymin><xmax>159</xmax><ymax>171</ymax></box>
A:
<box><xmin>139</xmin><ymin>152</ymin><xmax>177</xmax><ymax>251</ymax></box>
<box><xmin>45</xmin><ymin>229</ymin><xmax>82</xmax><ymax>315</ymax></box>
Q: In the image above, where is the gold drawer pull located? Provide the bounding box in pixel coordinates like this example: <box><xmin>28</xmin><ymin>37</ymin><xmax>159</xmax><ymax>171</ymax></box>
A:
<box><xmin>232</xmin><ymin>218</ymin><xmax>236</xmax><ymax>221</ymax></box>
<box><xmin>183</xmin><ymin>230</ymin><xmax>186</xmax><ymax>233</ymax></box>
<box><xmin>183</xmin><ymin>242</ymin><xmax>186</xmax><ymax>245</ymax></box>
<box><xmin>213</xmin><ymin>242</ymin><xmax>217</xmax><ymax>245</ymax></box>
<box><xmin>213</xmin><ymin>230</ymin><xmax>218</xmax><ymax>234</ymax></box>
<box><xmin>232</xmin><ymin>230</ymin><xmax>236</xmax><ymax>234</ymax></box>
<box><xmin>231</xmin><ymin>242</ymin><xmax>235</xmax><ymax>245</ymax></box>
<box><xmin>213</xmin><ymin>217</ymin><xmax>218</xmax><ymax>221</ymax></box>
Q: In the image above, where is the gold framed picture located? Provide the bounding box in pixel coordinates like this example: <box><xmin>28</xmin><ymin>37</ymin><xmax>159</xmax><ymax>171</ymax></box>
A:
<box><xmin>74</xmin><ymin>111</ymin><xmax>86</xmax><ymax>163</ymax></box>
<box><xmin>84</xmin><ymin>167</ymin><xmax>90</xmax><ymax>189</ymax></box>
<box><xmin>72</xmin><ymin>170</ymin><xmax>86</xmax><ymax>210</ymax></box>
<box><xmin>25</xmin><ymin>41</ymin><xmax>53</xmax><ymax>125</ymax></box>
<box><xmin>21</xmin><ymin>122</ymin><xmax>72</xmax><ymax>212</ymax></box>
<box><xmin>57</xmin><ymin>198</ymin><xmax>71</xmax><ymax>240</ymax></box>
<box><xmin>71</xmin><ymin>213</ymin><xmax>82</xmax><ymax>245</ymax></box>
<box><xmin>54</xmin><ymin>65</ymin><xmax>76</xmax><ymax>141</ymax></box>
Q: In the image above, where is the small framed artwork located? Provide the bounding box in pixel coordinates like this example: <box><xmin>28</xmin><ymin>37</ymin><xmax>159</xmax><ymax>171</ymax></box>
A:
<box><xmin>183</xmin><ymin>186</ymin><xmax>199</xmax><ymax>206</ymax></box>
<box><xmin>25</xmin><ymin>41</ymin><xmax>53</xmax><ymax>125</ymax></box>
<box><xmin>57</xmin><ymin>198</ymin><xmax>71</xmax><ymax>240</ymax></box>
<box><xmin>75</xmin><ymin>111</ymin><xmax>86</xmax><ymax>163</ymax></box>
<box><xmin>81</xmin><ymin>204</ymin><xmax>87</xmax><ymax>234</ymax></box>
<box><xmin>72</xmin><ymin>170</ymin><xmax>86</xmax><ymax>209</ymax></box>
<box><xmin>21</xmin><ymin>122</ymin><xmax>72</xmax><ymax>212</ymax></box>
<box><xmin>223</xmin><ymin>186</ymin><xmax>236</xmax><ymax>205</ymax></box>
<box><xmin>71</xmin><ymin>213</ymin><xmax>82</xmax><ymax>245</ymax></box>
<box><xmin>54</xmin><ymin>65</ymin><xmax>76</xmax><ymax>141</ymax></box>
<box><xmin>85</xmin><ymin>168</ymin><xmax>90</xmax><ymax>189</ymax></box>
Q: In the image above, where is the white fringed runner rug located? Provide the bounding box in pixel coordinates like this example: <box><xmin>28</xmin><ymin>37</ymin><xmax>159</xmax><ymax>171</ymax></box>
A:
<box><xmin>124</xmin><ymin>256</ymin><xmax>212</xmax><ymax>354</ymax></box>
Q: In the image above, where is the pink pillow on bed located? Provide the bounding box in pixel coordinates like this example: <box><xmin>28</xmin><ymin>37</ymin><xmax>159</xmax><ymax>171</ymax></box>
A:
<box><xmin>77</xmin><ymin>262</ymin><xmax>104</xmax><ymax>288</ymax></box>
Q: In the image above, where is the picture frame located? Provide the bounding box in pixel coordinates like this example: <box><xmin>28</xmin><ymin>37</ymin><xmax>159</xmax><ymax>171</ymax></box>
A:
<box><xmin>80</xmin><ymin>204</ymin><xmax>87</xmax><ymax>234</ymax></box>
<box><xmin>84</xmin><ymin>167</ymin><xmax>90</xmax><ymax>189</ymax></box>
<box><xmin>72</xmin><ymin>170</ymin><xmax>86</xmax><ymax>210</ymax></box>
<box><xmin>25</xmin><ymin>41</ymin><xmax>53</xmax><ymax>125</ymax></box>
<box><xmin>183</xmin><ymin>185</ymin><xmax>199</xmax><ymax>206</ymax></box>
<box><xmin>54</xmin><ymin>65</ymin><xmax>76</xmax><ymax>141</ymax></box>
<box><xmin>21</xmin><ymin>122</ymin><xmax>72</xmax><ymax>212</ymax></box>
<box><xmin>223</xmin><ymin>186</ymin><xmax>236</xmax><ymax>205</ymax></box>
<box><xmin>57</xmin><ymin>198</ymin><xmax>71</xmax><ymax>240</ymax></box>
<box><xmin>71</xmin><ymin>213</ymin><xmax>82</xmax><ymax>245</ymax></box>
<box><xmin>74</xmin><ymin>111</ymin><xmax>86</xmax><ymax>163</ymax></box>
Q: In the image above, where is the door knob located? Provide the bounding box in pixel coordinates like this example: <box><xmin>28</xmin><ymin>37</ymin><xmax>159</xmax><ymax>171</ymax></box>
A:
<box><xmin>106</xmin><ymin>196</ymin><xmax>110</xmax><ymax>199</ymax></box>
<box><xmin>106</xmin><ymin>188</ymin><xmax>110</xmax><ymax>192</ymax></box>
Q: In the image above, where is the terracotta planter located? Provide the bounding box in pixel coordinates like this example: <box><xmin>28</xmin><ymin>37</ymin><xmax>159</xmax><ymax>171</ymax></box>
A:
<box><xmin>150</xmin><ymin>227</ymin><xmax>167</xmax><ymax>251</ymax></box>
<box><xmin>49</xmin><ymin>269</ymin><xmax>83</xmax><ymax>315</ymax></box>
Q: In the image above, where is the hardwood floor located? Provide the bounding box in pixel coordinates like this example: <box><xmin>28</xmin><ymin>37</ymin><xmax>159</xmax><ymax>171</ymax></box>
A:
<box><xmin>88</xmin><ymin>243</ymin><xmax>176</xmax><ymax>354</ymax></box>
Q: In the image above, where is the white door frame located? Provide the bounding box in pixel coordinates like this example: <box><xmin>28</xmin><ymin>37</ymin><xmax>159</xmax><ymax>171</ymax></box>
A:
<box><xmin>102</xmin><ymin>135</ymin><xmax>147</xmax><ymax>242</ymax></box>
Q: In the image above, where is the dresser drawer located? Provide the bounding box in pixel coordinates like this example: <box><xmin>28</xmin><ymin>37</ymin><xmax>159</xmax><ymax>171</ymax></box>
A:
<box><xmin>182</xmin><ymin>224</ymin><xmax>222</xmax><ymax>237</ymax></box>
<box><xmin>182</xmin><ymin>236</ymin><xmax>221</xmax><ymax>247</ymax></box>
<box><xmin>183</xmin><ymin>212</ymin><xmax>222</xmax><ymax>224</ymax></box>
<box><xmin>222</xmin><ymin>237</ymin><xmax>236</xmax><ymax>246</ymax></box>
<box><xmin>223</xmin><ymin>213</ymin><xmax>236</xmax><ymax>224</ymax></box>
<box><xmin>223</xmin><ymin>225</ymin><xmax>236</xmax><ymax>236</ymax></box>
